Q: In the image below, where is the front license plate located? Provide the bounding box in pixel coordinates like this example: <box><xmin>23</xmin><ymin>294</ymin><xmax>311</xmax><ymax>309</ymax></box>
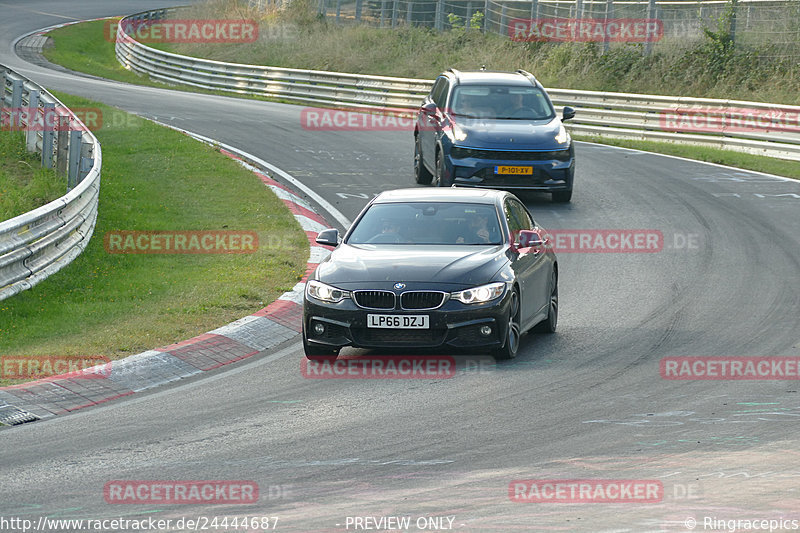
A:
<box><xmin>495</xmin><ymin>165</ymin><xmax>533</xmax><ymax>175</ymax></box>
<box><xmin>367</xmin><ymin>314</ymin><xmax>429</xmax><ymax>329</ymax></box>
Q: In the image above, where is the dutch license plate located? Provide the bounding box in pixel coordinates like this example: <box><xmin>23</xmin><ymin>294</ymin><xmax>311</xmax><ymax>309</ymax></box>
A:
<box><xmin>495</xmin><ymin>165</ymin><xmax>533</xmax><ymax>175</ymax></box>
<box><xmin>367</xmin><ymin>314</ymin><xmax>429</xmax><ymax>329</ymax></box>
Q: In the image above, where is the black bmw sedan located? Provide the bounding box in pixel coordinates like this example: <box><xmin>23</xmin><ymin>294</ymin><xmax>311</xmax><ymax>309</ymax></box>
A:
<box><xmin>303</xmin><ymin>188</ymin><xmax>558</xmax><ymax>360</ymax></box>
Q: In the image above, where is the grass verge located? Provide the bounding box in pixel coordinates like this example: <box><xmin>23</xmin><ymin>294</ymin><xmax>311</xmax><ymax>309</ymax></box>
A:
<box><xmin>42</xmin><ymin>19</ymin><xmax>274</xmax><ymax>101</ymax></box>
<box><xmin>168</xmin><ymin>0</ymin><xmax>800</xmax><ymax>105</ymax></box>
<box><xmin>0</xmin><ymin>131</ymin><xmax>64</xmax><ymax>220</ymax></box>
<box><xmin>43</xmin><ymin>18</ymin><xmax>182</xmax><ymax>90</ymax></box>
<box><xmin>41</xmin><ymin>14</ymin><xmax>799</xmax><ymax>180</ymax></box>
<box><xmin>0</xmin><ymin>94</ymin><xmax>308</xmax><ymax>386</ymax></box>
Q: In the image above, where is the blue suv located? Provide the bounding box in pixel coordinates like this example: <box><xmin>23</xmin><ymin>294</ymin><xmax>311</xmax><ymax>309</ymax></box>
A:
<box><xmin>414</xmin><ymin>69</ymin><xmax>576</xmax><ymax>202</ymax></box>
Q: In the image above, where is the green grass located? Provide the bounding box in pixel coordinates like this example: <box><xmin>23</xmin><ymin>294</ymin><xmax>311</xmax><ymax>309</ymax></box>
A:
<box><xmin>0</xmin><ymin>94</ymin><xmax>308</xmax><ymax>386</ymax></box>
<box><xmin>43</xmin><ymin>19</ymin><xmax>167</xmax><ymax>88</ymax></box>
<box><xmin>574</xmin><ymin>135</ymin><xmax>800</xmax><ymax>180</ymax></box>
<box><xmin>162</xmin><ymin>0</ymin><xmax>800</xmax><ymax>105</ymax></box>
<box><xmin>42</xmin><ymin>19</ymin><xmax>251</xmax><ymax>99</ymax></box>
<box><xmin>0</xmin><ymin>131</ymin><xmax>64</xmax><ymax>220</ymax></box>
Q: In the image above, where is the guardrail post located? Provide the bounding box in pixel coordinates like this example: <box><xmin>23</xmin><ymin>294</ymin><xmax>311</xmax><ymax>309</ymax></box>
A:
<box><xmin>576</xmin><ymin>0</ymin><xmax>584</xmax><ymax>19</ymax></box>
<box><xmin>67</xmin><ymin>130</ymin><xmax>81</xmax><ymax>189</ymax></box>
<box><xmin>500</xmin><ymin>3</ymin><xmax>507</xmax><ymax>34</ymax></box>
<box><xmin>380</xmin><ymin>0</ymin><xmax>386</xmax><ymax>27</ymax></box>
<box><xmin>41</xmin><ymin>102</ymin><xmax>55</xmax><ymax>169</ymax></box>
<box><xmin>483</xmin><ymin>0</ymin><xmax>490</xmax><ymax>33</ymax></box>
<box><xmin>80</xmin><ymin>140</ymin><xmax>93</xmax><ymax>182</ymax></box>
<box><xmin>391</xmin><ymin>0</ymin><xmax>398</xmax><ymax>28</ymax></box>
<box><xmin>335</xmin><ymin>0</ymin><xmax>341</xmax><ymax>23</ymax></box>
<box><xmin>56</xmin><ymin>115</ymin><xmax>70</xmax><ymax>176</ymax></box>
<box><xmin>0</xmin><ymin>72</ymin><xmax>6</xmax><ymax>114</ymax></box>
<box><xmin>435</xmin><ymin>0</ymin><xmax>444</xmax><ymax>31</ymax></box>
<box><xmin>530</xmin><ymin>0</ymin><xmax>539</xmax><ymax>21</ymax></box>
<box><xmin>355</xmin><ymin>0</ymin><xmax>362</xmax><ymax>22</ymax></box>
<box><xmin>465</xmin><ymin>2</ymin><xmax>472</xmax><ymax>29</ymax></box>
<box><xmin>25</xmin><ymin>90</ymin><xmax>40</xmax><ymax>152</ymax></box>
<box><xmin>406</xmin><ymin>1</ymin><xmax>413</xmax><ymax>25</ymax></box>
<box><xmin>10</xmin><ymin>79</ymin><xmax>23</xmax><ymax>128</ymax></box>
<box><xmin>10</xmin><ymin>79</ymin><xmax>23</xmax><ymax>108</ymax></box>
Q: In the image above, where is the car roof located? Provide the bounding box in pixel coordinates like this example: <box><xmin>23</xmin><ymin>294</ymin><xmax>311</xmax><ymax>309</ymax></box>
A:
<box><xmin>372</xmin><ymin>188</ymin><xmax>509</xmax><ymax>205</ymax></box>
<box><xmin>445</xmin><ymin>70</ymin><xmax>535</xmax><ymax>87</ymax></box>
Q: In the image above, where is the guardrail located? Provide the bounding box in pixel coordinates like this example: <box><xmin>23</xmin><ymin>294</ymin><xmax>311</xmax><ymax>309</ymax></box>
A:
<box><xmin>114</xmin><ymin>7</ymin><xmax>800</xmax><ymax>162</ymax></box>
<box><xmin>0</xmin><ymin>65</ymin><xmax>102</xmax><ymax>302</ymax></box>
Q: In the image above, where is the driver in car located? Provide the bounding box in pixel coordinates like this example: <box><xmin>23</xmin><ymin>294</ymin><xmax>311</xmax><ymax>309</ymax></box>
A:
<box><xmin>456</xmin><ymin>213</ymin><xmax>491</xmax><ymax>244</ymax></box>
<box><xmin>503</xmin><ymin>93</ymin><xmax>528</xmax><ymax>117</ymax></box>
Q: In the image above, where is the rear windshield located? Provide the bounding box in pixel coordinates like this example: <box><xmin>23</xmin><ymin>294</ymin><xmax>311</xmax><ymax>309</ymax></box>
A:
<box><xmin>346</xmin><ymin>202</ymin><xmax>503</xmax><ymax>245</ymax></box>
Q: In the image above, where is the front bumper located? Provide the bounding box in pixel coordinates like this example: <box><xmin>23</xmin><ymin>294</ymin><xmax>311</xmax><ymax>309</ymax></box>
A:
<box><xmin>447</xmin><ymin>147</ymin><xmax>575</xmax><ymax>192</ymax></box>
<box><xmin>303</xmin><ymin>289</ymin><xmax>512</xmax><ymax>351</ymax></box>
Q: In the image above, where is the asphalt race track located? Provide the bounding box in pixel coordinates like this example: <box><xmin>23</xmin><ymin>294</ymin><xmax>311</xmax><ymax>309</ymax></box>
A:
<box><xmin>1</xmin><ymin>1</ymin><xmax>800</xmax><ymax>531</ymax></box>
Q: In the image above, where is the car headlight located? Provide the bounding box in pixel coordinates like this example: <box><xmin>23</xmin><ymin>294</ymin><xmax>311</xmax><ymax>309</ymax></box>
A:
<box><xmin>554</xmin><ymin>124</ymin><xmax>569</xmax><ymax>145</ymax></box>
<box><xmin>306</xmin><ymin>280</ymin><xmax>350</xmax><ymax>303</ymax></box>
<box><xmin>451</xmin><ymin>282</ymin><xmax>507</xmax><ymax>304</ymax></box>
<box><xmin>452</xmin><ymin>124</ymin><xmax>468</xmax><ymax>142</ymax></box>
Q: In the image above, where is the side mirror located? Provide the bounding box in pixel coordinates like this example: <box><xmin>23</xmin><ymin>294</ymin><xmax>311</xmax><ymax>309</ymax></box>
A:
<box><xmin>562</xmin><ymin>106</ymin><xmax>576</xmax><ymax>121</ymax></box>
<box><xmin>518</xmin><ymin>230</ymin><xmax>544</xmax><ymax>249</ymax></box>
<box><xmin>315</xmin><ymin>228</ymin><xmax>340</xmax><ymax>247</ymax></box>
<box><xmin>421</xmin><ymin>102</ymin><xmax>438</xmax><ymax>116</ymax></box>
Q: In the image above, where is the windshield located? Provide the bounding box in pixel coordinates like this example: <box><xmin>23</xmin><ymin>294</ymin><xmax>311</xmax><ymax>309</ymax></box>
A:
<box><xmin>450</xmin><ymin>85</ymin><xmax>555</xmax><ymax>120</ymax></box>
<box><xmin>347</xmin><ymin>202</ymin><xmax>503</xmax><ymax>245</ymax></box>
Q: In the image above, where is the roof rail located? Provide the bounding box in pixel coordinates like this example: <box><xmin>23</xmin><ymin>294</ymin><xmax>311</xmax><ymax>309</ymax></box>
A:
<box><xmin>447</xmin><ymin>68</ymin><xmax>461</xmax><ymax>83</ymax></box>
<box><xmin>516</xmin><ymin>69</ymin><xmax>538</xmax><ymax>84</ymax></box>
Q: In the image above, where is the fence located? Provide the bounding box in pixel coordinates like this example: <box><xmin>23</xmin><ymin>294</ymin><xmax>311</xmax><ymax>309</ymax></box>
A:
<box><xmin>115</xmin><ymin>8</ymin><xmax>800</xmax><ymax>161</ymax></box>
<box><xmin>314</xmin><ymin>0</ymin><xmax>799</xmax><ymax>58</ymax></box>
<box><xmin>0</xmin><ymin>65</ymin><xmax>102</xmax><ymax>302</ymax></box>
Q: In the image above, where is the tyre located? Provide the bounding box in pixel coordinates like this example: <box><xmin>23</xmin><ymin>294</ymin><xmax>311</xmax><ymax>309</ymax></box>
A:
<box><xmin>493</xmin><ymin>288</ymin><xmax>521</xmax><ymax>360</ymax></box>
<box><xmin>432</xmin><ymin>150</ymin><xmax>452</xmax><ymax>187</ymax></box>
<box><xmin>552</xmin><ymin>190</ymin><xmax>572</xmax><ymax>203</ymax></box>
<box><xmin>534</xmin><ymin>271</ymin><xmax>558</xmax><ymax>334</ymax></box>
<box><xmin>414</xmin><ymin>135</ymin><xmax>433</xmax><ymax>185</ymax></box>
